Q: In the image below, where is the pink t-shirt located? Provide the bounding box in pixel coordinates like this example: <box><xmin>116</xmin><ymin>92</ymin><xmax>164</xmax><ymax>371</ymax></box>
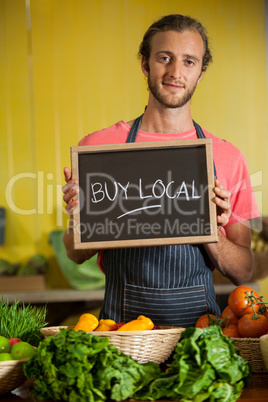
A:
<box><xmin>79</xmin><ymin>120</ymin><xmax>259</xmax><ymax>271</ymax></box>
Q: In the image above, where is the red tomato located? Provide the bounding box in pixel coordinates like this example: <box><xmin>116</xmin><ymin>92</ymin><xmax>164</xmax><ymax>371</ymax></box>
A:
<box><xmin>222</xmin><ymin>324</ymin><xmax>241</xmax><ymax>338</ymax></box>
<box><xmin>228</xmin><ymin>286</ymin><xmax>260</xmax><ymax>318</ymax></box>
<box><xmin>238</xmin><ymin>314</ymin><xmax>268</xmax><ymax>338</ymax></box>
<box><xmin>195</xmin><ymin>314</ymin><xmax>217</xmax><ymax>328</ymax></box>
<box><xmin>221</xmin><ymin>306</ymin><xmax>239</xmax><ymax>325</ymax></box>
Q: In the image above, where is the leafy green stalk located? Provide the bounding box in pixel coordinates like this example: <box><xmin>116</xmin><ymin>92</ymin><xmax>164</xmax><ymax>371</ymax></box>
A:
<box><xmin>0</xmin><ymin>298</ymin><xmax>47</xmax><ymax>345</ymax></box>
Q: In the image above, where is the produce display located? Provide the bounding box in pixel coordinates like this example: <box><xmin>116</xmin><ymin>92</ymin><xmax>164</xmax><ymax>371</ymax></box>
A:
<box><xmin>1</xmin><ymin>287</ymin><xmax>266</xmax><ymax>400</ymax></box>
<box><xmin>195</xmin><ymin>285</ymin><xmax>268</xmax><ymax>338</ymax></box>
<box><xmin>0</xmin><ymin>300</ymin><xmax>47</xmax><ymax>396</ymax></box>
<box><xmin>0</xmin><ymin>335</ymin><xmax>35</xmax><ymax>361</ymax></box>
<box><xmin>0</xmin><ymin>299</ymin><xmax>47</xmax><ymax>346</ymax></box>
<box><xmin>24</xmin><ymin>326</ymin><xmax>251</xmax><ymax>402</ymax></box>
<box><xmin>73</xmin><ymin>314</ymin><xmax>157</xmax><ymax>332</ymax></box>
<box><xmin>24</xmin><ymin>328</ymin><xmax>160</xmax><ymax>402</ymax></box>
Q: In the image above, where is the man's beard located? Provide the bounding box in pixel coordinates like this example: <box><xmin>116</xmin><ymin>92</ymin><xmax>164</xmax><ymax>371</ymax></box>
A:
<box><xmin>147</xmin><ymin>74</ymin><xmax>199</xmax><ymax>109</ymax></box>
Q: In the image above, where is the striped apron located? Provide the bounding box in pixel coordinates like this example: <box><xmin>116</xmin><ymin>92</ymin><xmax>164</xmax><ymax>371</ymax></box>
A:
<box><xmin>99</xmin><ymin>116</ymin><xmax>221</xmax><ymax>327</ymax></box>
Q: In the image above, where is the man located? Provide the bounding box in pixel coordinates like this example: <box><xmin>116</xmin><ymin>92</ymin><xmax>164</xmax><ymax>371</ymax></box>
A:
<box><xmin>62</xmin><ymin>14</ymin><xmax>259</xmax><ymax>327</ymax></box>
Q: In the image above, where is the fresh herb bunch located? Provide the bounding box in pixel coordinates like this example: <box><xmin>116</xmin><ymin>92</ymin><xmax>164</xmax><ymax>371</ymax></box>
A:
<box><xmin>24</xmin><ymin>328</ymin><xmax>160</xmax><ymax>402</ymax></box>
<box><xmin>0</xmin><ymin>299</ymin><xmax>47</xmax><ymax>346</ymax></box>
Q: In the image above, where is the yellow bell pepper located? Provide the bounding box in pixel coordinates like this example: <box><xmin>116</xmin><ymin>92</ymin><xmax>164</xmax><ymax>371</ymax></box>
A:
<box><xmin>74</xmin><ymin>313</ymin><xmax>99</xmax><ymax>332</ymax></box>
<box><xmin>117</xmin><ymin>315</ymin><xmax>154</xmax><ymax>331</ymax></box>
<box><xmin>95</xmin><ymin>319</ymin><xmax>117</xmax><ymax>331</ymax></box>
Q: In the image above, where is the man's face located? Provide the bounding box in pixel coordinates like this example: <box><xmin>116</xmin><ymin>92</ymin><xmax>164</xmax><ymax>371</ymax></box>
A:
<box><xmin>142</xmin><ymin>30</ymin><xmax>204</xmax><ymax>109</ymax></box>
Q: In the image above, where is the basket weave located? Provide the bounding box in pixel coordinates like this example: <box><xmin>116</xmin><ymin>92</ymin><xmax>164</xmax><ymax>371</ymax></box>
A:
<box><xmin>232</xmin><ymin>337</ymin><xmax>268</xmax><ymax>373</ymax></box>
<box><xmin>0</xmin><ymin>359</ymin><xmax>28</xmax><ymax>395</ymax></box>
<box><xmin>41</xmin><ymin>326</ymin><xmax>185</xmax><ymax>364</ymax></box>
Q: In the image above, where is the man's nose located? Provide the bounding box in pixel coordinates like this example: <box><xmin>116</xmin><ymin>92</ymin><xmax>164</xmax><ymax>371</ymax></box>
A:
<box><xmin>169</xmin><ymin>60</ymin><xmax>182</xmax><ymax>79</ymax></box>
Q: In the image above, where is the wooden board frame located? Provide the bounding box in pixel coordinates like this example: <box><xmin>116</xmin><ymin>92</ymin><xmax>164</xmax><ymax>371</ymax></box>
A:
<box><xmin>71</xmin><ymin>139</ymin><xmax>218</xmax><ymax>249</ymax></box>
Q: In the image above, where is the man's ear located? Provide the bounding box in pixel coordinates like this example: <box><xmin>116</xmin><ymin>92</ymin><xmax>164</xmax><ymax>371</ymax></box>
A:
<box><xmin>141</xmin><ymin>56</ymin><xmax>149</xmax><ymax>77</ymax></box>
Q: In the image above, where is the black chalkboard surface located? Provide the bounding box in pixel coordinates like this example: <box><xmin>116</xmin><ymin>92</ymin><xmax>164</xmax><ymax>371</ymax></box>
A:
<box><xmin>71</xmin><ymin>139</ymin><xmax>218</xmax><ymax>249</ymax></box>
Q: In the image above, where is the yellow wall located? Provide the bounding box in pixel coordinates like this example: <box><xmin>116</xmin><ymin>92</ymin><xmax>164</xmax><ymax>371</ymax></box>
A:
<box><xmin>1</xmin><ymin>0</ymin><xmax>268</xmax><ymax>296</ymax></box>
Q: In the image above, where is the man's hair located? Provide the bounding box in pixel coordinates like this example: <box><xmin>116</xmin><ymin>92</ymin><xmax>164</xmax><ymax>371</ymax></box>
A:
<box><xmin>138</xmin><ymin>14</ymin><xmax>212</xmax><ymax>72</ymax></box>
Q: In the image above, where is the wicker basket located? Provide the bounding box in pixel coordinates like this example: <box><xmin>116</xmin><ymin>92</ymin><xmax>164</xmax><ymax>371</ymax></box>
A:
<box><xmin>41</xmin><ymin>326</ymin><xmax>185</xmax><ymax>364</ymax></box>
<box><xmin>0</xmin><ymin>359</ymin><xmax>28</xmax><ymax>395</ymax></box>
<box><xmin>232</xmin><ymin>337</ymin><xmax>268</xmax><ymax>373</ymax></box>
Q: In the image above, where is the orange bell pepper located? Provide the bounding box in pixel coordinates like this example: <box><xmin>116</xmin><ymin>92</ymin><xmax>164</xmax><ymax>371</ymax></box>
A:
<box><xmin>95</xmin><ymin>319</ymin><xmax>117</xmax><ymax>331</ymax></box>
<box><xmin>74</xmin><ymin>313</ymin><xmax>99</xmax><ymax>332</ymax></box>
<box><xmin>117</xmin><ymin>315</ymin><xmax>154</xmax><ymax>331</ymax></box>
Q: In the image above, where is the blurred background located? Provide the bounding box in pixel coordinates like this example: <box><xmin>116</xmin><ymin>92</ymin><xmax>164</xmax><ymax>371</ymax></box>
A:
<box><xmin>0</xmin><ymin>0</ymin><xmax>268</xmax><ymax>312</ymax></box>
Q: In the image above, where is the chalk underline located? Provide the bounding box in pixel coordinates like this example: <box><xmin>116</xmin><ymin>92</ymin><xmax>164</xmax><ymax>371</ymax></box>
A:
<box><xmin>117</xmin><ymin>205</ymin><xmax>161</xmax><ymax>219</ymax></box>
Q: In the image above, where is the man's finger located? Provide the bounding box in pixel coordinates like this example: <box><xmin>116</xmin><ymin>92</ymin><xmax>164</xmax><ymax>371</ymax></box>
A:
<box><xmin>63</xmin><ymin>167</ymin><xmax>72</xmax><ymax>183</ymax></box>
<box><xmin>63</xmin><ymin>187</ymin><xmax>79</xmax><ymax>204</ymax></box>
<box><xmin>65</xmin><ymin>199</ymin><xmax>79</xmax><ymax>215</ymax></box>
<box><xmin>62</xmin><ymin>181</ymin><xmax>78</xmax><ymax>195</ymax></box>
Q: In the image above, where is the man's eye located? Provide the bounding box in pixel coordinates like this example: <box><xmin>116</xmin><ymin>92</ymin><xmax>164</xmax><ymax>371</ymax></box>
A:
<box><xmin>185</xmin><ymin>60</ymin><xmax>194</xmax><ymax>66</ymax></box>
<box><xmin>160</xmin><ymin>56</ymin><xmax>170</xmax><ymax>62</ymax></box>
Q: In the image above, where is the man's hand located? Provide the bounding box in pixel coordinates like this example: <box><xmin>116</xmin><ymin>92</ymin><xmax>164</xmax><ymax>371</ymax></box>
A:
<box><xmin>213</xmin><ymin>179</ymin><xmax>231</xmax><ymax>229</ymax></box>
<box><xmin>205</xmin><ymin>180</ymin><xmax>253</xmax><ymax>285</ymax></box>
<box><xmin>62</xmin><ymin>167</ymin><xmax>79</xmax><ymax>214</ymax></box>
<box><xmin>62</xmin><ymin>167</ymin><xmax>98</xmax><ymax>263</ymax></box>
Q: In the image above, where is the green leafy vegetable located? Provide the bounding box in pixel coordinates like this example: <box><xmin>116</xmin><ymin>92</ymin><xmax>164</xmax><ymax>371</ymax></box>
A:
<box><xmin>133</xmin><ymin>326</ymin><xmax>251</xmax><ymax>402</ymax></box>
<box><xmin>24</xmin><ymin>328</ymin><xmax>160</xmax><ymax>402</ymax></box>
<box><xmin>24</xmin><ymin>327</ymin><xmax>251</xmax><ymax>402</ymax></box>
<box><xmin>0</xmin><ymin>299</ymin><xmax>47</xmax><ymax>346</ymax></box>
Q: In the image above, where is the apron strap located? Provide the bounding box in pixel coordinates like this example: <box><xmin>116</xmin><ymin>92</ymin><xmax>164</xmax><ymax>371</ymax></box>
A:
<box><xmin>126</xmin><ymin>114</ymin><xmax>217</xmax><ymax>178</ymax></box>
<box><xmin>193</xmin><ymin>120</ymin><xmax>217</xmax><ymax>179</ymax></box>
<box><xmin>193</xmin><ymin>120</ymin><xmax>205</xmax><ymax>138</ymax></box>
<box><xmin>126</xmin><ymin>114</ymin><xmax>143</xmax><ymax>143</ymax></box>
